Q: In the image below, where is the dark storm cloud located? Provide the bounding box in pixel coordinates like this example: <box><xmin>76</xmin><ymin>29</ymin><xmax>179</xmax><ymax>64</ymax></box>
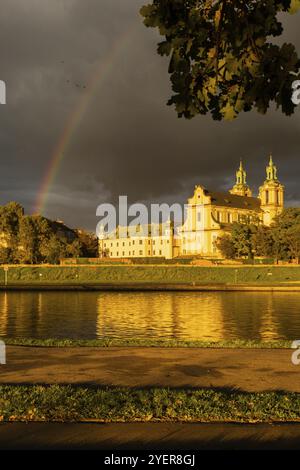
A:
<box><xmin>0</xmin><ymin>0</ymin><xmax>299</xmax><ymax>230</ymax></box>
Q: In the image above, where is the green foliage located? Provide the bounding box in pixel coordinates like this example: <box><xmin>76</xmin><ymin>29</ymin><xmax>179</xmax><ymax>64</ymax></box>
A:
<box><xmin>215</xmin><ymin>234</ymin><xmax>236</xmax><ymax>259</ymax></box>
<box><xmin>18</xmin><ymin>216</ymin><xmax>40</xmax><ymax>264</ymax></box>
<box><xmin>0</xmin><ymin>202</ymin><xmax>24</xmax><ymax>262</ymax></box>
<box><xmin>231</xmin><ymin>222</ymin><xmax>257</xmax><ymax>258</ymax></box>
<box><xmin>252</xmin><ymin>225</ymin><xmax>274</xmax><ymax>257</ymax></box>
<box><xmin>217</xmin><ymin>208</ymin><xmax>300</xmax><ymax>262</ymax></box>
<box><xmin>76</xmin><ymin>230</ymin><xmax>98</xmax><ymax>257</ymax></box>
<box><xmin>140</xmin><ymin>0</ymin><xmax>300</xmax><ymax>120</ymax></box>
<box><xmin>0</xmin><ymin>202</ymin><xmax>85</xmax><ymax>265</ymax></box>
<box><xmin>272</xmin><ymin>208</ymin><xmax>300</xmax><ymax>261</ymax></box>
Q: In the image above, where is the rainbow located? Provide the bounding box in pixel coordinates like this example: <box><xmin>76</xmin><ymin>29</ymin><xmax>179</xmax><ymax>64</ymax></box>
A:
<box><xmin>34</xmin><ymin>23</ymin><xmax>139</xmax><ymax>215</ymax></box>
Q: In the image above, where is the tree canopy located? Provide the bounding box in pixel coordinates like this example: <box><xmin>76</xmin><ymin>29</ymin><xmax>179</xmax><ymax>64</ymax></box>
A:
<box><xmin>141</xmin><ymin>0</ymin><xmax>300</xmax><ymax>120</ymax></box>
<box><xmin>216</xmin><ymin>208</ymin><xmax>300</xmax><ymax>262</ymax></box>
<box><xmin>0</xmin><ymin>202</ymin><xmax>98</xmax><ymax>265</ymax></box>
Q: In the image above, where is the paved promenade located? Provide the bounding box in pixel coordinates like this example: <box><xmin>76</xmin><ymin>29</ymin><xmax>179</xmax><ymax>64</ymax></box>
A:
<box><xmin>0</xmin><ymin>346</ymin><xmax>298</xmax><ymax>392</ymax></box>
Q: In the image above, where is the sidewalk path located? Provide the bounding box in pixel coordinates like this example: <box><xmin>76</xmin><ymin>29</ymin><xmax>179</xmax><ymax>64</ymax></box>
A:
<box><xmin>0</xmin><ymin>346</ymin><xmax>298</xmax><ymax>392</ymax></box>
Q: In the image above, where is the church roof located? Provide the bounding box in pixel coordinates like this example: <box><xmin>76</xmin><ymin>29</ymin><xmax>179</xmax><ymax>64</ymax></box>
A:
<box><xmin>204</xmin><ymin>189</ymin><xmax>261</xmax><ymax>211</ymax></box>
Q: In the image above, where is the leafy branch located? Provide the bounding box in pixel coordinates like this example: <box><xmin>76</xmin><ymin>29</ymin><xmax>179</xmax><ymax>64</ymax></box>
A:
<box><xmin>140</xmin><ymin>0</ymin><xmax>300</xmax><ymax>120</ymax></box>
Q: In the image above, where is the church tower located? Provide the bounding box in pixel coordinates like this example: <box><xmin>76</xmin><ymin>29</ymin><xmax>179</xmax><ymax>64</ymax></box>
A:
<box><xmin>259</xmin><ymin>155</ymin><xmax>284</xmax><ymax>226</ymax></box>
<box><xmin>230</xmin><ymin>161</ymin><xmax>252</xmax><ymax>197</ymax></box>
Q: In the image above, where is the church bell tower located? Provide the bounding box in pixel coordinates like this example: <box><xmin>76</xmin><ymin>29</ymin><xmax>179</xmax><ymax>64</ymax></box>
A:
<box><xmin>259</xmin><ymin>155</ymin><xmax>284</xmax><ymax>226</ymax></box>
<box><xmin>230</xmin><ymin>161</ymin><xmax>252</xmax><ymax>197</ymax></box>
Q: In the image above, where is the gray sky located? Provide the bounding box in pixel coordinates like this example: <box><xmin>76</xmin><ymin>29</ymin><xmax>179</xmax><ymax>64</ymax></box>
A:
<box><xmin>0</xmin><ymin>0</ymin><xmax>299</xmax><ymax>230</ymax></box>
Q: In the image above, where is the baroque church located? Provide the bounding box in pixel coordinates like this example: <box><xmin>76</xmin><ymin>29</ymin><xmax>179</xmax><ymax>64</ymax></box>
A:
<box><xmin>98</xmin><ymin>156</ymin><xmax>284</xmax><ymax>259</ymax></box>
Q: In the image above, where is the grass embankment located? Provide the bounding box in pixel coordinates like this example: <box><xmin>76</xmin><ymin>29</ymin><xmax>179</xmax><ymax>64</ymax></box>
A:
<box><xmin>3</xmin><ymin>338</ymin><xmax>292</xmax><ymax>349</ymax></box>
<box><xmin>1</xmin><ymin>385</ymin><xmax>300</xmax><ymax>423</ymax></box>
<box><xmin>1</xmin><ymin>265</ymin><xmax>300</xmax><ymax>286</ymax></box>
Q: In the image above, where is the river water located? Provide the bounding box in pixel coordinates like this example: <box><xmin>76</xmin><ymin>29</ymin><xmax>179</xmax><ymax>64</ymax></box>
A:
<box><xmin>0</xmin><ymin>291</ymin><xmax>300</xmax><ymax>341</ymax></box>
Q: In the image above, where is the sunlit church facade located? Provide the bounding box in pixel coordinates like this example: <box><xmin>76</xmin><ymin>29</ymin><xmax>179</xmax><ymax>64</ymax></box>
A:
<box><xmin>98</xmin><ymin>156</ymin><xmax>284</xmax><ymax>259</ymax></box>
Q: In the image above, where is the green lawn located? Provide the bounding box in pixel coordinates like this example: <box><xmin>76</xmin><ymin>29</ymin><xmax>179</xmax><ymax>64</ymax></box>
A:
<box><xmin>1</xmin><ymin>385</ymin><xmax>300</xmax><ymax>423</ymax></box>
<box><xmin>1</xmin><ymin>265</ymin><xmax>300</xmax><ymax>285</ymax></box>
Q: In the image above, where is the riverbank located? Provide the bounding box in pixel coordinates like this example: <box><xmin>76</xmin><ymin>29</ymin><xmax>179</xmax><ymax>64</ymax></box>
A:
<box><xmin>0</xmin><ymin>264</ymin><xmax>300</xmax><ymax>290</ymax></box>
<box><xmin>3</xmin><ymin>338</ymin><xmax>293</xmax><ymax>348</ymax></box>
<box><xmin>0</xmin><ymin>265</ymin><xmax>300</xmax><ymax>292</ymax></box>
<box><xmin>2</xmin><ymin>282</ymin><xmax>300</xmax><ymax>291</ymax></box>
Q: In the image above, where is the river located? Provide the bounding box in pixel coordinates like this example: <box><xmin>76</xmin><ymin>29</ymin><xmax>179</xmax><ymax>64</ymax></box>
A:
<box><xmin>0</xmin><ymin>290</ymin><xmax>300</xmax><ymax>341</ymax></box>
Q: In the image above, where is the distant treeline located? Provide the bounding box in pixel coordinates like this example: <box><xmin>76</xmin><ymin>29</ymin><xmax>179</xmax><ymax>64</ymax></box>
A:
<box><xmin>0</xmin><ymin>202</ymin><xmax>98</xmax><ymax>264</ymax></box>
<box><xmin>216</xmin><ymin>208</ymin><xmax>300</xmax><ymax>262</ymax></box>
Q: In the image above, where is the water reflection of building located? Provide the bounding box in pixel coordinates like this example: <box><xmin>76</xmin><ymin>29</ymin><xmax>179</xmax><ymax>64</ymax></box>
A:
<box><xmin>0</xmin><ymin>292</ymin><xmax>8</xmax><ymax>336</ymax></box>
<box><xmin>1</xmin><ymin>291</ymin><xmax>300</xmax><ymax>341</ymax></box>
<box><xmin>259</xmin><ymin>293</ymin><xmax>279</xmax><ymax>340</ymax></box>
<box><xmin>216</xmin><ymin>292</ymin><xmax>281</xmax><ymax>341</ymax></box>
<box><xmin>96</xmin><ymin>292</ymin><xmax>225</xmax><ymax>341</ymax></box>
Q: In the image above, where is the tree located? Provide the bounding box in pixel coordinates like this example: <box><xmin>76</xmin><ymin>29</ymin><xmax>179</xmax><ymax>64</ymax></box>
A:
<box><xmin>231</xmin><ymin>223</ymin><xmax>256</xmax><ymax>258</ymax></box>
<box><xmin>65</xmin><ymin>239</ymin><xmax>82</xmax><ymax>259</ymax></box>
<box><xmin>271</xmin><ymin>208</ymin><xmax>300</xmax><ymax>262</ymax></box>
<box><xmin>215</xmin><ymin>234</ymin><xmax>236</xmax><ymax>259</ymax></box>
<box><xmin>17</xmin><ymin>216</ymin><xmax>39</xmax><ymax>264</ymax></box>
<box><xmin>0</xmin><ymin>202</ymin><xmax>85</xmax><ymax>265</ymax></box>
<box><xmin>0</xmin><ymin>202</ymin><xmax>24</xmax><ymax>262</ymax></box>
<box><xmin>39</xmin><ymin>235</ymin><xmax>66</xmax><ymax>265</ymax></box>
<box><xmin>141</xmin><ymin>0</ymin><xmax>300</xmax><ymax>120</ymax></box>
<box><xmin>251</xmin><ymin>225</ymin><xmax>274</xmax><ymax>257</ymax></box>
<box><xmin>285</xmin><ymin>225</ymin><xmax>300</xmax><ymax>263</ymax></box>
<box><xmin>216</xmin><ymin>209</ymin><xmax>300</xmax><ymax>262</ymax></box>
<box><xmin>0</xmin><ymin>247</ymin><xmax>13</xmax><ymax>264</ymax></box>
<box><xmin>76</xmin><ymin>230</ymin><xmax>98</xmax><ymax>257</ymax></box>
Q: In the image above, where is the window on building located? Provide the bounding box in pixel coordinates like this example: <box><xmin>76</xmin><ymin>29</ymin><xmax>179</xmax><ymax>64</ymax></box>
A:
<box><xmin>161</xmin><ymin>240</ymin><xmax>163</xmax><ymax>245</ymax></box>
<box><xmin>139</xmin><ymin>240</ymin><xmax>143</xmax><ymax>245</ymax></box>
<box><xmin>159</xmin><ymin>250</ymin><xmax>162</xmax><ymax>255</ymax></box>
<box><xmin>117</xmin><ymin>252</ymin><xmax>119</xmax><ymax>256</ymax></box>
<box><xmin>122</xmin><ymin>251</ymin><xmax>125</xmax><ymax>256</ymax></box>
<box><xmin>265</xmin><ymin>190</ymin><xmax>269</xmax><ymax>204</ymax></box>
<box><xmin>148</xmin><ymin>250</ymin><xmax>151</xmax><ymax>255</ymax></box>
<box><xmin>197</xmin><ymin>212</ymin><xmax>201</xmax><ymax>223</ymax></box>
<box><xmin>133</xmin><ymin>251</ymin><xmax>135</xmax><ymax>256</ymax></box>
<box><xmin>153</xmin><ymin>250</ymin><xmax>156</xmax><ymax>255</ymax></box>
<box><xmin>139</xmin><ymin>250</ymin><xmax>143</xmax><ymax>255</ymax></box>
